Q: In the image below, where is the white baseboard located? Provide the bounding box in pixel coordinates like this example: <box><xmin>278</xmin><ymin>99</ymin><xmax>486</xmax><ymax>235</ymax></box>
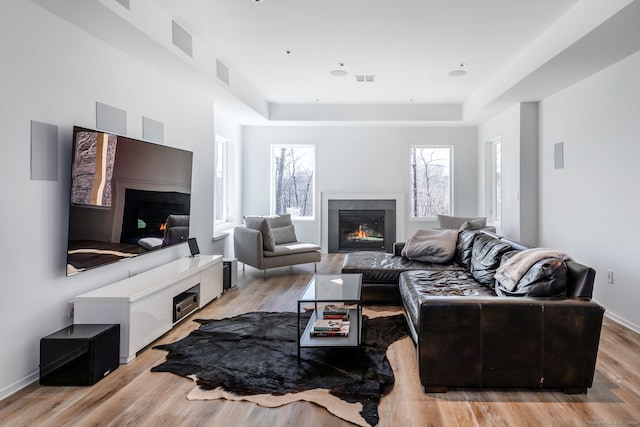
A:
<box><xmin>603</xmin><ymin>310</ymin><xmax>640</xmax><ymax>334</ymax></box>
<box><xmin>0</xmin><ymin>370</ymin><xmax>38</xmax><ymax>402</ymax></box>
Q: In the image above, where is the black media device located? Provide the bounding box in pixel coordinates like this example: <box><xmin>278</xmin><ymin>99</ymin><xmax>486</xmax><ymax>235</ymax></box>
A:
<box><xmin>173</xmin><ymin>291</ymin><xmax>199</xmax><ymax>322</ymax></box>
<box><xmin>40</xmin><ymin>324</ymin><xmax>120</xmax><ymax>386</ymax></box>
<box><xmin>187</xmin><ymin>237</ymin><xmax>200</xmax><ymax>257</ymax></box>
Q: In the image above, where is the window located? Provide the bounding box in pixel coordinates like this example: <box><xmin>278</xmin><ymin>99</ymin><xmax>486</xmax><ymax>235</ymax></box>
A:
<box><xmin>270</xmin><ymin>144</ymin><xmax>315</xmax><ymax>219</ymax></box>
<box><xmin>410</xmin><ymin>146</ymin><xmax>452</xmax><ymax>218</ymax></box>
<box><xmin>490</xmin><ymin>138</ymin><xmax>502</xmax><ymax>225</ymax></box>
<box><xmin>214</xmin><ymin>137</ymin><xmax>228</xmax><ymax>225</ymax></box>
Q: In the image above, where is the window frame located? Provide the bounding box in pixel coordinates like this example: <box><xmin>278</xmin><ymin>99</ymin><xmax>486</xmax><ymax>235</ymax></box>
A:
<box><xmin>269</xmin><ymin>144</ymin><xmax>316</xmax><ymax>220</ymax></box>
<box><xmin>409</xmin><ymin>145</ymin><xmax>453</xmax><ymax>219</ymax></box>
<box><xmin>214</xmin><ymin>136</ymin><xmax>230</xmax><ymax>227</ymax></box>
<box><xmin>489</xmin><ymin>137</ymin><xmax>502</xmax><ymax>226</ymax></box>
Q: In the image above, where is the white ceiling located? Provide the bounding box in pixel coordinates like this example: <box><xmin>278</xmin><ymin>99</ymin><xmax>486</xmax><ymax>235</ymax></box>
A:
<box><xmin>153</xmin><ymin>0</ymin><xmax>579</xmax><ymax>106</ymax></box>
<box><xmin>35</xmin><ymin>0</ymin><xmax>640</xmax><ymax>125</ymax></box>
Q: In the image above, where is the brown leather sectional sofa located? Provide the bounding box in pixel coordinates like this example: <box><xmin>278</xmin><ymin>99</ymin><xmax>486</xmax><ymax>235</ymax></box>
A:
<box><xmin>342</xmin><ymin>230</ymin><xmax>605</xmax><ymax>394</ymax></box>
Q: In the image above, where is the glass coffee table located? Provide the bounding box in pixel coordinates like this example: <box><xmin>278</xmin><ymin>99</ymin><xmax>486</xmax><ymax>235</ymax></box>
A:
<box><xmin>297</xmin><ymin>273</ymin><xmax>363</xmax><ymax>361</ymax></box>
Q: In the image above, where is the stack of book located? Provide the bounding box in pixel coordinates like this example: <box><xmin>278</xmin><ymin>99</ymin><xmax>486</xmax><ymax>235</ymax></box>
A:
<box><xmin>322</xmin><ymin>304</ymin><xmax>350</xmax><ymax>320</ymax></box>
<box><xmin>310</xmin><ymin>318</ymin><xmax>350</xmax><ymax>337</ymax></box>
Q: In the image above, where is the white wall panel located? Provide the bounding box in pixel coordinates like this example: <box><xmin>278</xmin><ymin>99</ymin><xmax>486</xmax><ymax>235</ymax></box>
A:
<box><xmin>539</xmin><ymin>50</ymin><xmax>640</xmax><ymax>331</ymax></box>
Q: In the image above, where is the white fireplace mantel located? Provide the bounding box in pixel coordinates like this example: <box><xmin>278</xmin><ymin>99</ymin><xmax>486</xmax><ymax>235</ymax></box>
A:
<box><xmin>321</xmin><ymin>191</ymin><xmax>405</xmax><ymax>254</ymax></box>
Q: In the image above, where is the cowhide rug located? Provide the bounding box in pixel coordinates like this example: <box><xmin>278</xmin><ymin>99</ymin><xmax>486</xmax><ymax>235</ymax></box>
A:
<box><xmin>151</xmin><ymin>309</ymin><xmax>408</xmax><ymax>426</ymax></box>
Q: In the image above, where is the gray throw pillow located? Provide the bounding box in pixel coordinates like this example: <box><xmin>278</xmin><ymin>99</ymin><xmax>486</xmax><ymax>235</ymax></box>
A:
<box><xmin>265</xmin><ymin>214</ymin><xmax>297</xmax><ymax>245</ymax></box>
<box><xmin>438</xmin><ymin>214</ymin><xmax>486</xmax><ymax>229</ymax></box>
<box><xmin>244</xmin><ymin>216</ymin><xmax>276</xmax><ymax>252</ymax></box>
<box><xmin>271</xmin><ymin>224</ymin><xmax>297</xmax><ymax>244</ymax></box>
<box><xmin>266</xmin><ymin>213</ymin><xmax>292</xmax><ymax>228</ymax></box>
<box><xmin>459</xmin><ymin>218</ymin><xmax>487</xmax><ymax>231</ymax></box>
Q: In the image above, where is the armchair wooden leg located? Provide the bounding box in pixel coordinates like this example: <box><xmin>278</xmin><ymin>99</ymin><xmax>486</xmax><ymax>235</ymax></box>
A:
<box><xmin>264</xmin><ymin>269</ymin><xmax>267</xmax><ymax>280</ymax></box>
<box><xmin>314</xmin><ymin>263</ymin><xmax>317</xmax><ymax>273</ymax></box>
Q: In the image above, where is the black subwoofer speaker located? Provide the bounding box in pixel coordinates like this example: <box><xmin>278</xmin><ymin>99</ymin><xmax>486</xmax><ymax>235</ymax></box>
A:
<box><xmin>40</xmin><ymin>324</ymin><xmax>120</xmax><ymax>386</ymax></box>
<box><xmin>223</xmin><ymin>258</ymin><xmax>237</xmax><ymax>292</ymax></box>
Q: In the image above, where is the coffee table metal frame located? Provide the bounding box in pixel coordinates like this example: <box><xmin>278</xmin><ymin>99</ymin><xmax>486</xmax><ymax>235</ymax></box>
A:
<box><xmin>297</xmin><ymin>273</ymin><xmax>363</xmax><ymax>361</ymax></box>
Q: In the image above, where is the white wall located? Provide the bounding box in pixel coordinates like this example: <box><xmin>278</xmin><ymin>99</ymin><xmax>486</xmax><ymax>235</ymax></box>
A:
<box><xmin>539</xmin><ymin>50</ymin><xmax>640</xmax><ymax>332</ymax></box>
<box><xmin>477</xmin><ymin>102</ymin><xmax>539</xmax><ymax>245</ymax></box>
<box><xmin>212</xmin><ymin>110</ymin><xmax>244</xmax><ymax>256</ymax></box>
<box><xmin>0</xmin><ymin>0</ymin><xmax>229</xmax><ymax>398</ymax></box>
<box><xmin>519</xmin><ymin>103</ymin><xmax>539</xmax><ymax>246</ymax></box>
<box><xmin>242</xmin><ymin>126</ymin><xmax>478</xmax><ymax>245</ymax></box>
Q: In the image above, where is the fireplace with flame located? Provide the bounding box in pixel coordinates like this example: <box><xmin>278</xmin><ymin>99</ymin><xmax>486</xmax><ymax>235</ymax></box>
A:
<box><xmin>339</xmin><ymin>211</ymin><xmax>386</xmax><ymax>251</ymax></box>
<box><xmin>328</xmin><ymin>199</ymin><xmax>396</xmax><ymax>253</ymax></box>
<box><xmin>120</xmin><ymin>188</ymin><xmax>190</xmax><ymax>244</ymax></box>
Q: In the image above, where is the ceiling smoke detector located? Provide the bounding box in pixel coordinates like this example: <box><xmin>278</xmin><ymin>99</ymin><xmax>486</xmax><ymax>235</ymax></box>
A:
<box><xmin>354</xmin><ymin>74</ymin><xmax>375</xmax><ymax>82</ymax></box>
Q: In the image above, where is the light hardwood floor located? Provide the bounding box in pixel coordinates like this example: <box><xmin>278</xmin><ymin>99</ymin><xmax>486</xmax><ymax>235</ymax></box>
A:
<box><xmin>1</xmin><ymin>254</ymin><xmax>639</xmax><ymax>427</ymax></box>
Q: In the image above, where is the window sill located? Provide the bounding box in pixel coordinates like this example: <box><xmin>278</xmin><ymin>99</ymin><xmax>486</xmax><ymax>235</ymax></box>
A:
<box><xmin>292</xmin><ymin>217</ymin><xmax>315</xmax><ymax>222</ymax></box>
<box><xmin>213</xmin><ymin>222</ymin><xmax>235</xmax><ymax>241</ymax></box>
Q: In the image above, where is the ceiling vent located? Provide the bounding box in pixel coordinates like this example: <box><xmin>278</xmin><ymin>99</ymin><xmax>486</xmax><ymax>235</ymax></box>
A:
<box><xmin>354</xmin><ymin>75</ymin><xmax>375</xmax><ymax>82</ymax></box>
<box><xmin>172</xmin><ymin>20</ymin><xmax>193</xmax><ymax>57</ymax></box>
<box><xmin>216</xmin><ymin>59</ymin><xmax>229</xmax><ymax>85</ymax></box>
<box><xmin>113</xmin><ymin>0</ymin><xmax>130</xmax><ymax>10</ymax></box>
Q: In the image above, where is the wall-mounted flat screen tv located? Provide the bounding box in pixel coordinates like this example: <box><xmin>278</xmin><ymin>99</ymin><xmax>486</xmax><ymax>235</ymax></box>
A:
<box><xmin>66</xmin><ymin>126</ymin><xmax>193</xmax><ymax>276</ymax></box>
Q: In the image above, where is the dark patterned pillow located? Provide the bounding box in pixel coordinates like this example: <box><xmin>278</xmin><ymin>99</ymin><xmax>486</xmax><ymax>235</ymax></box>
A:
<box><xmin>454</xmin><ymin>230</ymin><xmax>477</xmax><ymax>269</ymax></box>
<box><xmin>470</xmin><ymin>233</ymin><xmax>513</xmax><ymax>286</ymax></box>
<box><xmin>495</xmin><ymin>254</ymin><xmax>568</xmax><ymax>297</ymax></box>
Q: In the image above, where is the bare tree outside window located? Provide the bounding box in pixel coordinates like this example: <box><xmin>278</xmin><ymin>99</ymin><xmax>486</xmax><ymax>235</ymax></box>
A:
<box><xmin>271</xmin><ymin>145</ymin><xmax>315</xmax><ymax>218</ymax></box>
<box><xmin>410</xmin><ymin>146</ymin><xmax>452</xmax><ymax>218</ymax></box>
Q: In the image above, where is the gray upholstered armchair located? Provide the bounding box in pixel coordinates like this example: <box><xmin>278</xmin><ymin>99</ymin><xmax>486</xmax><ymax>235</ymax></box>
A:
<box><xmin>233</xmin><ymin>214</ymin><xmax>321</xmax><ymax>278</ymax></box>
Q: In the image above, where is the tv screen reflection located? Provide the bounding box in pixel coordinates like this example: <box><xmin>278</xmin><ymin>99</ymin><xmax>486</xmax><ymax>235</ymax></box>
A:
<box><xmin>66</xmin><ymin>127</ymin><xmax>193</xmax><ymax>275</ymax></box>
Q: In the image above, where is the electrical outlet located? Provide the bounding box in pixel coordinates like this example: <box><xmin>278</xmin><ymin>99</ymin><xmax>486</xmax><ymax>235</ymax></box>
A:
<box><xmin>607</xmin><ymin>270</ymin><xmax>614</xmax><ymax>284</ymax></box>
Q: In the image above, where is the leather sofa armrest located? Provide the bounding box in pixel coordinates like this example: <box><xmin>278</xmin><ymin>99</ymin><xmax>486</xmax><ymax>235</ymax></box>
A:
<box><xmin>233</xmin><ymin>226</ymin><xmax>264</xmax><ymax>269</ymax></box>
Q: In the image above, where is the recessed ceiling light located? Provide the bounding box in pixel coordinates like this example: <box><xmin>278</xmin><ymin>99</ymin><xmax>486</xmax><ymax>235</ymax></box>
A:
<box><xmin>448</xmin><ymin>69</ymin><xmax>467</xmax><ymax>77</ymax></box>
<box><xmin>254</xmin><ymin>0</ymin><xmax>264</xmax><ymax>3</ymax></box>
<box><xmin>330</xmin><ymin>70</ymin><xmax>348</xmax><ymax>77</ymax></box>
<box><xmin>284</xmin><ymin>50</ymin><xmax>291</xmax><ymax>54</ymax></box>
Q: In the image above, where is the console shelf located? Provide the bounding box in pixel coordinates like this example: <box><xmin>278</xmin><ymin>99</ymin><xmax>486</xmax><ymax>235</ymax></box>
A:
<box><xmin>73</xmin><ymin>255</ymin><xmax>223</xmax><ymax>363</ymax></box>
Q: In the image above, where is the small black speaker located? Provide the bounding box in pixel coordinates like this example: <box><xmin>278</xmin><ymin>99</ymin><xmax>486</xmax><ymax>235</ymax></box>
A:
<box><xmin>187</xmin><ymin>237</ymin><xmax>200</xmax><ymax>257</ymax></box>
<box><xmin>40</xmin><ymin>324</ymin><xmax>120</xmax><ymax>386</ymax></box>
<box><xmin>222</xmin><ymin>258</ymin><xmax>237</xmax><ymax>291</ymax></box>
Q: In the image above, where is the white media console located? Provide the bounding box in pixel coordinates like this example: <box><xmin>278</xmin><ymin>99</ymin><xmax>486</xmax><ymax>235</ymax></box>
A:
<box><xmin>73</xmin><ymin>255</ymin><xmax>223</xmax><ymax>363</ymax></box>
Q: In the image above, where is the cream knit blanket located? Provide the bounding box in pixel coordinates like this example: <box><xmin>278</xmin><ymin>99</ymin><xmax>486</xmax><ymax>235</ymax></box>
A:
<box><xmin>494</xmin><ymin>248</ymin><xmax>571</xmax><ymax>291</ymax></box>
